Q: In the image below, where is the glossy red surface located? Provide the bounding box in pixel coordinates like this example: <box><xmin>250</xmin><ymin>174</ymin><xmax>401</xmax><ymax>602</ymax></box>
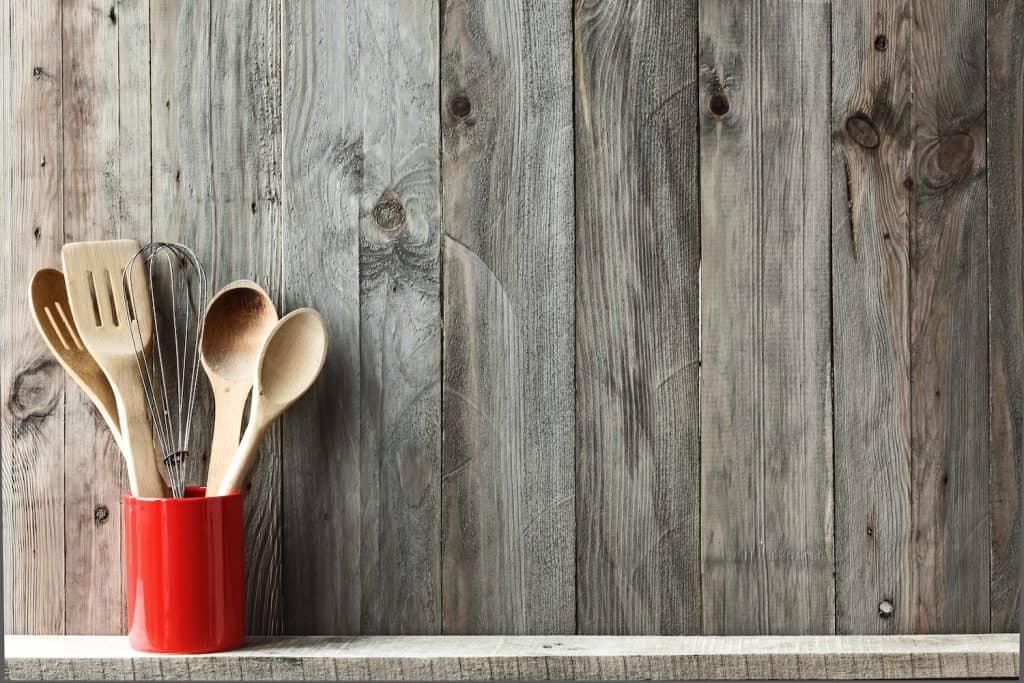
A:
<box><xmin>124</xmin><ymin>486</ymin><xmax>245</xmax><ymax>653</ymax></box>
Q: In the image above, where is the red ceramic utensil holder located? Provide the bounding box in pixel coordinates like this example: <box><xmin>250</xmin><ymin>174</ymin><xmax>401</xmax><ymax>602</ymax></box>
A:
<box><xmin>124</xmin><ymin>486</ymin><xmax>245</xmax><ymax>653</ymax></box>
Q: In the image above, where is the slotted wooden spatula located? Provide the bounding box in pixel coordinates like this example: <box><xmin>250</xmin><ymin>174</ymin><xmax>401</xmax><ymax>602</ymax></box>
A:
<box><xmin>62</xmin><ymin>240</ymin><xmax>167</xmax><ymax>498</ymax></box>
<box><xmin>29</xmin><ymin>267</ymin><xmax>122</xmax><ymax>451</ymax></box>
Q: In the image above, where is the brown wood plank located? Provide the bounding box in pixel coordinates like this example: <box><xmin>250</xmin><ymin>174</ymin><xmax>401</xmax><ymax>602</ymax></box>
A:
<box><xmin>150</xmin><ymin>0</ymin><xmax>283</xmax><ymax>634</ymax></box>
<box><xmin>699</xmin><ymin>0</ymin><xmax>834</xmax><ymax>635</ymax></box>
<box><xmin>986</xmin><ymin>0</ymin><xmax>1023</xmax><ymax>634</ymax></box>
<box><xmin>2</xmin><ymin>0</ymin><xmax>66</xmax><ymax>635</ymax></box>
<box><xmin>356</xmin><ymin>0</ymin><xmax>441</xmax><ymax>635</ymax></box>
<box><xmin>574</xmin><ymin>0</ymin><xmax>700</xmax><ymax>634</ymax></box>
<box><xmin>60</xmin><ymin>0</ymin><xmax>151</xmax><ymax>635</ymax></box>
<box><xmin>831</xmin><ymin>0</ymin><xmax>915</xmax><ymax>635</ymax></box>
<box><xmin>440</xmin><ymin>0</ymin><xmax>575</xmax><ymax>633</ymax></box>
<box><xmin>280</xmin><ymin>0</ymin><xmax>363</xmax><ymax>634</ymax></box>
<box><xmin>909</xmin><ymin>0</ymin><xmax>989</xmax><ymax>634</ymax></box>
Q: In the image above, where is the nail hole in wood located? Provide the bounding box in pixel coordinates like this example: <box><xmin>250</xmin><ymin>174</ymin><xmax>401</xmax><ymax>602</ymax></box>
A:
<box><xmin>94</xmin><ymin>505</ymin><xmax>110</xmax><ymax>524</ymax></box>
<box><xmin>874</xmin><ymin>34</ymin><xmax>887</xmax><ymax>51</ymax></box>
<box><xmin>878</xmin><ymin>600</ymin><xmax>894</xmax><ymax>618</ymax></box>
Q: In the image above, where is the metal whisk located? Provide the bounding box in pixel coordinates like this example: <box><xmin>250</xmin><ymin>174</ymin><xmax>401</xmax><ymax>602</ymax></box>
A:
<box><xmin>122</xmin><ymin>243</ymin><xmax>207</xmax><ymax>498</ymax></box>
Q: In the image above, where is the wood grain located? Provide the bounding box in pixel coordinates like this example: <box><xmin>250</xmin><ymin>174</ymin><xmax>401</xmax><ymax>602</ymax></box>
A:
<box><xmin>60</xmin><ymin>0</ymin><xmax>151</xmax><ymax>634</ymax></box>
<box><xmin>281</xmin><ymin>0</ymin><xmax>363</xmax><ymax>634</ymax></box>
<box><xmin>986</xmin><ymin>0</ymin><xmax>1023</xmax><ymax>634</ymax></box>
<box><xmin>2</xmin><ymin>0</ymin><xmax>66</xmax><ymax>635</ymax></box>
<box><xmin>574</xmin><ymin>0</ymin><xmax>700</xmax><ymax>635</ymax></box>
<box><xmin>4</xmin><ymin>634</ymin><xmax>1019</xmax><ymax>681</ymax></box>
<box><xmin>831</xmin><ymin>0</ymin><xmax>915</xmax><ymax>635</ymax></box>
<box><xmin>150</xmin><ymin>0</ymin><xmax>283</xmax><ymax>634</ymax></box>
<box><xmin>440</xmin><ymin>0</ymin><xmax>575</xmax><ymax>634</ymax></box>
<box><xmin>908</xmin><ymin>0</ymin><xmax>989</xmax><ymax>634</ymax></box>
<box><xmin>699</xmin><ymin>0</ymin><xmax>834</xmax><ymax>635</ymax></box>
<box><xmin>356</xmin><ymin>0</ymin><xmax>441</xmax><ymax>635</ymax></box>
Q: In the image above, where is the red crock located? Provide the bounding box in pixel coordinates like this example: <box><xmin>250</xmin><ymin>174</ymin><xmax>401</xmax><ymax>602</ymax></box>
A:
<box><xmin>124</xmin><ymin>486</ymin><xmax>245</xmax><ymax>653</ymax></box>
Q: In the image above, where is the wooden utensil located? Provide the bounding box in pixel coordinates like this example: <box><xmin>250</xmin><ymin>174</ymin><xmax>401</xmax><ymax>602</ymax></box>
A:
<box><xmin>29</xmin><ymin>267</ymin><xmax>123</xmax><ymax>450</ymax></box>
<box><xmin>215</xmin><ymin>308</ymin><xmax>328</xmax><ymax>495</ymax></box>
<box><xmin>201</xmin><ymin>280</ymin><xmax>278</xmax><ymax>496</ymax></box>
<box><xmin>62</xmin><ymin>240</ymin><xmax>167</xmax><ymax>498</ymax></box>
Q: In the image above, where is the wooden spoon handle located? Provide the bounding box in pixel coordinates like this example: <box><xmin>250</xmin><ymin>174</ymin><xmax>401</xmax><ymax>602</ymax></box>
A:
<box><xmin>114</xmin><ymin>370</ymin><xmax>167</xmax><ymax>498</ymax></box>
<box><xmin>205</xmin><ymin>385</ymin><xmax>249</xmax><ymax>495</ymax></box>
<box><xmin>215</xmin><ymin>418</ymin><xmax>268</xmax><ymax>496</ymax></box>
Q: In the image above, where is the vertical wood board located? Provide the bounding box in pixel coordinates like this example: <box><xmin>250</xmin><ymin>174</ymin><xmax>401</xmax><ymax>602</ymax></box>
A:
<box><xmin>831</xmin><ymin>0</ymin><xmax>915</xmax><ymax>635</ymax></box>
<box><xmin>440</xmin><ymin>0</ymin><xmax>576</xmax><ymax>634</ymax></box>
<box><xmin>356</xmin><ymin>0</ymin><xmax>441</xmax><ymax>635</ymax></box>
<box><xmin>574</xmin><ymin>0</ymin><xmax>701</xmax><ymax>635</ymax></box>
<box><xmin>986</xmin><ymin>0</ymin><xmax>1022</xmax><ymax>634</ymax></box>
<box><xmin>150</xmin><ymin>0</ymin><xmax>284</xmax><ymax>634</ymax></box>
<box><xmin>2</xmin><ymin>0</ymin><xmax>66</xmax><ymax>635</ymax></box>
<box><xmin>281</xmin><ymin>0</ymin><xmax>363</xmax><ymax>634</ymax></box>
<box><xmin>908</xmin><ymin>0</ymin><xmax>989</xmax><ymax>634</ymax></box>
<box><xmin>699</xmin><ymin>0</ymin><xmax>834</xmax><ymax>635</ymax></box>
<box><xmin>60</xmin><ymin>0</ymin><xmax>152</xmax><ymax>635</ymax></box>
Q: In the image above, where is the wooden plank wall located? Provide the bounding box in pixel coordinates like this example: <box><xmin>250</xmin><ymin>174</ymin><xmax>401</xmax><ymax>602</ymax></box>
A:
<box><xmin>2</xmin><ymin>0</ymin><xmax>1019</xmax><ymax>637</ymax></box>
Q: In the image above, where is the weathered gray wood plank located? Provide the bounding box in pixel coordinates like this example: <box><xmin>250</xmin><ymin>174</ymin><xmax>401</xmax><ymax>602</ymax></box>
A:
<box><xmin>281</xmin><ymin>0</ymin><xmax>362</xmax><ymax>634</ymax></box>
<box><xmin>440</xmin><ymin>0</ymin><xmax>575</xmax><ymax>633</ymax></box>
<box><xmin>908</xmin><ymin>0</ymin><xmax>989</xmax><ymax>634</ymax></box>
<box><xmin>150</xmin><ymin>0</ymin><xmax>283</xmax><ymax>634</ymax></box>
<box><xmin>699</xmin><ymin>0</ymin><xmax>834</xmax><ymax>635</ymax></box>
<box><xmin>356</xmin><ymin>0</ymin><xmax>441</xmax><ymax>635</ymax></box>
<box><xmin>986</xmin><ymin>0</ymin><xmax>1023</xmax><ymax>634</ymax></box>
<box><xmin>2</xmin><ymin>0</ymin><xmax>66</xmax><ymax>635</ymax></box>
<box><xmin>60</xmin><ymin>0</ymin><xmax>151</xmax><ymax>635</ymax></box>
<box><xmin>4</xmin><ymin>634</ymin><xmax>1019</xmax><ymax>680</ymax></box>
<box><xmin>574</xmin><ymin>0</ymin><xmax>700</xmax><ymax>635</ymax></box>
<box><xmin>831</xmin><ymin>0</ymin><xmax>915</xmax><ymax>634</ymax></box>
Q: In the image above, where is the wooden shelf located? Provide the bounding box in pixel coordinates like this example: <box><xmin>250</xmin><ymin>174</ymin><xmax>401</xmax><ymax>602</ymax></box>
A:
<box><xmin>3</xmin><ymin>634</ymin><xmax>1019</xmax><ymax>680</ymax></box>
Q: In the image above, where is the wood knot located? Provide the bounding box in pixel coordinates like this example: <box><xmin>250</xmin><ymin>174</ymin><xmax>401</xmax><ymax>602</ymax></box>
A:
<box><xmin>449</xmin><ymin>95</ymin><xmax>471</xmax><ymax>119</ymax></box>
<box><xmin>7</xmin><ymin>359</ymin><xmax>61</xmax><ymax>429</ymax></box>
<box><xmin>919</xmin><ymin>132</ymin><xmax>975</xmax><ymax>189</ymax></box>
<box><xmin>94</xmin><ymin>505</ymin><xmax>110</xmax><ymax>524</ymax></box>
<box><xmin>874</xmin><ymin>35</ymin><xmax>887</xmax><ymax>51</ymax></box>
<box><xmin>373</xmin><ymin>197</ymin><xmax>405</xmax><ymax>231</ymax></box>
<box><xmin>708</xmin><ymin>90</ymin><xmax>730</xmax><ymax>117</ymax></box>
<box><xmin>845</xmin><ymin>114</ymin><xmax>880</xmax><ymax>149</ymax></box>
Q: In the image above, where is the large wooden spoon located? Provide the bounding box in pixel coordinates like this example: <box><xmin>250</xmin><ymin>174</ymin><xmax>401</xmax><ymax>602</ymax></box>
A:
<box><xmin>201</xmin><ymin>280</ymin><xmax>278</xmax><ymax>495</ymax></box>
<box><xmin>214</xmin><ymin>308</ymin><xmax>327</xmax><ymax>496</ymax></box>
<box><xmin>29</xmin><ymin>268</ymin><xmax>122</xmax><ymax>450</ymax></box>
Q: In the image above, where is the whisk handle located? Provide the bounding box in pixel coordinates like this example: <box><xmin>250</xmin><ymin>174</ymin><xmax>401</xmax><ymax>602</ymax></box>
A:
<box><xmin>214</xmin><ymin>417</ymin><xmax>268</xmax><ymax>496</ymax></box>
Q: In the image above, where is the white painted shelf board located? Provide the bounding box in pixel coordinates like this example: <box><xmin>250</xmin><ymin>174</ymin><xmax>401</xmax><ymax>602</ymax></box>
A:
<box><xmin>4</xmin><ymin>634</ymin><xmax>1020</xmax><ymax>680</ymax></box>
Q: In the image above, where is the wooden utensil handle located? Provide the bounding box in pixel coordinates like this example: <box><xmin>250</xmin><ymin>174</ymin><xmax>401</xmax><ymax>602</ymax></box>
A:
<box><xmin>114</xmin><ymin>369</ymin><xmax>167</xmax><ymax>498</ymax></box>
<box><xmin>215</xmin><ymin>420</ymin><xmax>267</xmax><ymax>496</ymax></box>
<box><xmin>206</xmin><ymin>388</ymin><xmax>249</xmax><ymax>495</ymax></box>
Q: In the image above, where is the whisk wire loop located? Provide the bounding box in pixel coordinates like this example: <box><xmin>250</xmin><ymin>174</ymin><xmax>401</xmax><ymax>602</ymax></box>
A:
<box><xmin>123</xmin><ymin>243</ymin><xmax>207</xmax><ymax>498</ymax></box>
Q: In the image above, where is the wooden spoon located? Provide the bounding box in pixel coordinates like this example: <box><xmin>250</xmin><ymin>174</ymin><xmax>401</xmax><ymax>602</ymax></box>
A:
<box><xmin>29</xmin><ymin>268</ymin><xmax>123</xmax><ymax>450</ymax></box>
<box><xmin>214</xmin><ymin>308</ymin><xmax>328</xmax><ymax>495</ymax></box>
<box><xmin>201</xmin><ymin>280</ymin><xmax>278</xmax><ymax>495</ymax></box>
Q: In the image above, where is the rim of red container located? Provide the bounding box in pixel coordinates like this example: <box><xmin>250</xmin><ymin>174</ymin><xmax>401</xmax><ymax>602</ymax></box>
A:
<box><xmin>124</xmin><ymin>486</ymin><xmax>242</xmax><ymax>503</ymax></box>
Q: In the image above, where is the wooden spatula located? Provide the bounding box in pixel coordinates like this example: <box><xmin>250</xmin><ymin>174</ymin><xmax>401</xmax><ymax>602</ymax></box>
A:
<box><xmin>29</xmin><ymin>268</ymin><xmax>123</xmax><ymax>450</ymax></box>
<box><xmin>62</xmin><ymin>240</ymin><xmax>167</xmax><ymax>498</ymax></box>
